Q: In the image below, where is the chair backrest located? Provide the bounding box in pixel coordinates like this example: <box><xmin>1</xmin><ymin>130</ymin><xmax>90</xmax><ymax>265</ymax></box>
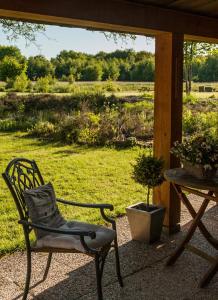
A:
<box><xmin>2</xmin><ymin>158</ymin><xmax>44</xmax><ymax>220</ymax></box>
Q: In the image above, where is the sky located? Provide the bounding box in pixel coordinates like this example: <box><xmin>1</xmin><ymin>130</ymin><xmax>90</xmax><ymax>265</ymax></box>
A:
<box><xmin>0</xmin><ymin>25</ymin><xmax>155</xmax><ymax>59</ymax></box>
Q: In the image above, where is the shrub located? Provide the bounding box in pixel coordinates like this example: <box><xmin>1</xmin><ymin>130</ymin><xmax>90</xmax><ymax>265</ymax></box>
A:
<box><xmin>13</xmin><ymin>72</ymin><xmax>29</xmax><ymax>92</ymax></box>
<box><xmin>34</xmin><ymin>76</ymin><xmax>52</xmax><ymax>93</ymax></box>
<box><xmin>97</xmin><ymin>110</ymin><xmax>117</xmax><ymax>145</ymax></box>
<box><xmin>29</xmin><ymin>121</ymin><xmax>56</xmax><ymax>138</ymax></box>
<box><xmin>0</xmin><ymin>118</ymin><xmax>18</xmax><ymax>131</ymax></box>
<box><xmin>78</xmin><ymin>128</ymin><xmax>99</xmax><ymax>145</ymax></box>
<box><xmin>183</xmin><ymin>94</ymin><xmax>197</xmax><ymax>104</ymax></box>
<box><xmin>183</xmin><ymin>110</ymin><xmax>217</xmax><ymax>137</ymax></box>
<box><xmin>183</xmin><ymin>110</ymin><xmax>201</xmax><ymax>135</ymax></box>
<box><xmin>55</xmin><ymin>114</ymin><xmax>81</xmax><ymax>144</ymax></box>
<box><xmin>0</xmin><ymin>117</ymin><xmax>35</xmax><ymax>131</ymax></box>
<box><xmin>102</xmin><ymin>80</ymin><xmax>121</xmax><ymax>92</ymax></box>
<box><xmin>114</xmin><ymin>137</ymin><xmax>137</xmax><ymax>148</ymax></box>
<box><xmin>0</xmin><ymin>82</ymin><xmax>5</xmax><ymax>92</ymax></box>
<box><xmin>53</xmin><ymin>83</ymin><xmax>73</xmax><ymax>93</ymax></box>
<box><xmin>5</xmin><ymin>78</ymin><xmax>14</xmax><ymax>90</ymax></box>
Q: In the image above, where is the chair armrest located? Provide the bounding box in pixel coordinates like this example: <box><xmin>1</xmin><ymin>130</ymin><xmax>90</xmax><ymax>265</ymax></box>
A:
<box><xmin>18</xmin><ymin>220</ymin><xmax>96</xmax><ymax>239</ymax></box>
<box><xmin>57</xmin><ymin>198</ymin><xmax>114</xmax><ymax>211</ymax></box>
<box><xmin>56</xmin><ymin>199</ymin><xmax>116</xmax><ymax>231</ymax></box>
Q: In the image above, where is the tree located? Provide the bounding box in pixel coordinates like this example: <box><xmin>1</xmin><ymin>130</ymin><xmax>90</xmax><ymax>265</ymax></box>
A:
<box><xmin>27</xmin><ymin>55</ymin><xmax>54</xmax><ymax>80</ymax></box>
<box><xmin>198</xmin><ymin>51</ymin><xmax>218</xmax><ymax>82</ymax></box>
<box><xmin>131</xmin><ymin>60</ymin><xmax>154</xmax><ymax>81</ymax></box>
<box><xmin>118</xmin><ymin>61</ymin><xmax>131</xmax><ymax>81</ymax></box>
<box><xmin>0</xmin><ymin>45</ymin><xmax>24</xmax><ymax>61</ymax></box>
<box><xmin>184</xmin><ymin>42</ymin><xmax>218</xmax><ymax>94</ymax></box>
<box><xmin>81</xmin><ymin>63</ymin><xmax>103</xmax><ymax>81</ymax></box>
<box><xmin>0</xmin><ymin>56</ymin><xmax>25</xmax><ymax>80</ymax></box>
<box><xmin>102</xmin><ymin>60</ymin><xmax>120</xmax><ymax>80</ymax></box>
<box><xmin>0</xmin><ymin>20</ymin><xmax>45</xmax><ymax>44</ymax></box>
<box><xmin>101</xmin><ymin>32</ymin><xmax>218</xmax><ymax>92</ymax></box>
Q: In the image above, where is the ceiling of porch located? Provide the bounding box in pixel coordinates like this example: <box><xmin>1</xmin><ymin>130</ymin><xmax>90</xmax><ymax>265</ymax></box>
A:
<box><xmin>124</xmin><ymin>0</ymin><xmax>218</xmax><ymax>18</ymax></box>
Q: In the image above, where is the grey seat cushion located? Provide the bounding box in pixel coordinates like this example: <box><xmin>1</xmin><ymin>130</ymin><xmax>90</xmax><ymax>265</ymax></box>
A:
<box><xmin>35</xmin><ymin>221</ymin><xmax>116</xmax><ymax>252</ymax></box>
<box><xmin>23</xmin><ymin>182</ymin><xmax>116</xmax><ymax>252</ymax></box>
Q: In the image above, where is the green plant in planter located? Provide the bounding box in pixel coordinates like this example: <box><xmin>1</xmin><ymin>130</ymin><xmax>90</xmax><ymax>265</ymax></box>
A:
<box><xmin>171</xmin><ymin>135</ymin><xmax>218</xmax><ymax>176</ymax></box>
<box><xmin>133</xmin><ymin>154</ymin><xmax>165</xmax><ymax>210</ymax></box>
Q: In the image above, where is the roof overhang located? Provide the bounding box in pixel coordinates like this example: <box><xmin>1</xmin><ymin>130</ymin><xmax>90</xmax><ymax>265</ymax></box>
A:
<box><xmin>0</xmin><ymin>0</ymin><xmax>217</xmax><ymax>42</ymax></box>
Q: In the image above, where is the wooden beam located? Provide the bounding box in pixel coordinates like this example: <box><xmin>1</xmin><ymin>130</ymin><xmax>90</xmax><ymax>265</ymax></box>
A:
<box><xmin>0</xmin><ymin>1</ymin><xmax>217</xmax><ymax>41</ymax></box>
<box><xmin>153</xmin><ymin>32</ymin><xmax>183</xmax><ymax>234</ymax></box>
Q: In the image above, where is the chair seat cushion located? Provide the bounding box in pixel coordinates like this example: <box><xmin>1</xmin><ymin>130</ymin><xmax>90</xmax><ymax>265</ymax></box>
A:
<box><xmin>35</xmin><ymin>221</ymin><xmax>116</xmax><ymax>252</ymax></box>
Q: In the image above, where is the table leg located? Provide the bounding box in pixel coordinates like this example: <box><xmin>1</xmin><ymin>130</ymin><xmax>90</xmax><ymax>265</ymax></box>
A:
<box><xmin>166</xmin><ymin>185</ymin><xmax>210</xmax><ymax>266</ymax></box>
<box><xmin>176</xmin><ymin>187</ymin><xmax>218</xmax><ymax>250</ymax></box>
<box><xmin>199</xmin><ymin>259</ymin><xmax>218</xmax><ymax>288</ymax></box>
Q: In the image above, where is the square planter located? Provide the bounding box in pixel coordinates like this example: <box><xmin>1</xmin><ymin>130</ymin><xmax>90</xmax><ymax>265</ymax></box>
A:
<box><xmin>126</xmin><ymin>202</ymin><xmax>165</xmax><ymax>243</ymax></box>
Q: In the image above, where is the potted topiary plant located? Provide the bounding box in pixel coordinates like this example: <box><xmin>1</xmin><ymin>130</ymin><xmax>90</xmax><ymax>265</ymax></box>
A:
<box><xmin>126</xmin><ymin>154</ymin><xmax>165</xmax><ymax>243</ymax></box>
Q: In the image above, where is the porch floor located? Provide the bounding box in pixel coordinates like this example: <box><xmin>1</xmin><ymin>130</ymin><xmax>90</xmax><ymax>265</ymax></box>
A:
<box><xmin>1</xmin><ymin>195</ymin><xmax>218</xmax><ymax>300</ymax></box>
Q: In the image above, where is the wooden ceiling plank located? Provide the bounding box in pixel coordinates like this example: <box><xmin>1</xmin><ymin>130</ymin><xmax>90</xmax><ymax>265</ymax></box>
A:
<box><xmin>0</xmin><ymin>0</ymin><xmax>217</xmax><ymax>40</ymax></box>
<box><xmin>168</xmin><ymin>0</ymin><xmax>217</xmax><ymax>9</ymax></box>
<box><xmin>125</xmin><ymin>0</ymin><xmax>218</xmax><ymax>17</ymax></box>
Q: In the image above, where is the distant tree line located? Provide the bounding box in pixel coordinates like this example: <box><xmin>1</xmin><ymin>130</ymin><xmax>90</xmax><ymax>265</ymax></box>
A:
<box><xmin>0</xmin><ymin>45</ymin><xmax>217</xmax><ymax>83</ymax></box>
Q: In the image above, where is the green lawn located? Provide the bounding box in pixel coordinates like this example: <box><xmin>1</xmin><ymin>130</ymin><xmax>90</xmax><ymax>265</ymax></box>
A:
<box><xmin>0</xmin><ymin>132</ymin><xmax>146</xmax><ymax>255</ymax></box>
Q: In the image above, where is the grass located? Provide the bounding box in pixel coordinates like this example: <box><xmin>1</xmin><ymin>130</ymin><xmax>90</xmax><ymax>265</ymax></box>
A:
<box><xmin>0</xmin><ymin>80</ymin><xmax>218</xmax><ymax>100</ymax></box>
<box><xmin>0</xmin><ymin>132</ymin><xmax>146</xmax><ymax>255</ymax></box>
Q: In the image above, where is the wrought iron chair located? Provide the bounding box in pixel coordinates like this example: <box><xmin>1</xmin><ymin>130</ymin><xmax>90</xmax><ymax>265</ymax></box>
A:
<box><xmin>2</xmin><ymin>158</ymin><xmax>123</xmax><ymax>300</ymax></box>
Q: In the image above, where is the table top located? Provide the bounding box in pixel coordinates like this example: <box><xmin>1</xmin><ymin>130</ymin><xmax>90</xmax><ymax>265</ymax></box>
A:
<box><xmin>164</xmin><ymin>168</ymin><xmax>218</xmax><ymax>192</ymax></box>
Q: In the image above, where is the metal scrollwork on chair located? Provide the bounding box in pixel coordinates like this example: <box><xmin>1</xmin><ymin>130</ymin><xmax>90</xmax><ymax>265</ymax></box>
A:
<box><xmin>3</xmin><ymin>158</ymin><xmax>44</xmax><ymax>219</ymax></box>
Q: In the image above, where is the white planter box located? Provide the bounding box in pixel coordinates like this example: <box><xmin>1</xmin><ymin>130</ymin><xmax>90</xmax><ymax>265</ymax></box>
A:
<box><xmin>126</xmin><ymin>202</ymin><xmax>165</xmax><ymax>243</ymax></box>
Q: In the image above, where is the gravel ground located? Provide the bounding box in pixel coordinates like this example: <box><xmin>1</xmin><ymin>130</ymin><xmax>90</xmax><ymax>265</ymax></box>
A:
<box><xmin>0</xmin><ymin>195</ymin><xmax>218</xmax><ymax>300</ymax></box>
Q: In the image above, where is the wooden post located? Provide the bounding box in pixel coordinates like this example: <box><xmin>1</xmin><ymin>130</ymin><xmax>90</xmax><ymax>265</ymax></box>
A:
<box><xmin>153</xmin><ymin>32</ymin><xmax>184</xmax><ymax>234</ymax></box>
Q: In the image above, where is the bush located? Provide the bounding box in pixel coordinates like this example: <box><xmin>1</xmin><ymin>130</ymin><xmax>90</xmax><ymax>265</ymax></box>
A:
<box><xmin>0</xmin><ymin>82</ymin><xmax>5</xmax><ymax>92</ymax></box>
<box><xmin>183</xmin><ymin>110</ymin><xmax>217</xmax><ymax>137</ymax></box>
<box><xmin>34</xmin><ymin>76</ymin><xmax>53</xmax><ymax>93</ymax></box>
<box><xmin>0</xmin><ymin>117</ymin><xmax>35</xmax><ymax>131</ymax></box>
<box><xmin>55</xmin><ymin>114</ymin><xmax>81</xmax><ymax>144</ymax></box>
<box><xmin>78</xmin><ymin>128</ymin><xmax>99</xmax><ymax>145</ymax></box>
<box><xmin>0</xmin><ymin>118</ymin><xmax>18</xmax><ymax>131</ymax></box>
<box><xmin>101</xmin><ymin>80</ymin><xmax>121</xmax><ymax>92</ymax></box>
<box><xmin>97</xmin><ymin>110</ymin><xmax>117</xmax><ymax>145</ymax></box>
<box><xmin>183</xmin><ymin>94</ymin><xmax>197</xmax><ymax>104</ymax></box>
<box><xmin>29</xmin><ymin>121</ymin><xmax>56</xmax><ymax>138</ymax></box>
<box><xmin>13</xmin><ymin>72</ymin><xmax>30</xmax><ymax>92</ymax></box>
<box><xmin>53</xmin><ymin>83</ymin><xmax>73</xmax><ymax>93</ymax></box>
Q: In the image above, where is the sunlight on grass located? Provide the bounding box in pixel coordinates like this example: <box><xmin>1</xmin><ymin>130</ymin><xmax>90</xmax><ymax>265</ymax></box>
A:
<box><xmin>0</xmin><ymin>132</ymin><xmax>147</xmax><ymax>254</ymax></box>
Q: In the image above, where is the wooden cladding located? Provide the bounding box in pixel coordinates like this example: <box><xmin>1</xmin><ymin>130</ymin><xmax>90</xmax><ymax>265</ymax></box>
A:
<box><xmin>125</xmin><ymin>0</ymin><xmax>218</xmax><ymax>18</ymax></box>
<box><xmin>0</xmin><ymin>1</ymin><xmax>217</xmax><ymax>41</ymax></box>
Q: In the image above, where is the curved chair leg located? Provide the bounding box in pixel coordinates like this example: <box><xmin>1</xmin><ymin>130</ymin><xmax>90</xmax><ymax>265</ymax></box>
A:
<box><xmin>95</xmin><ymin>254</ymin><xmax>103</xmax><ymax>300</ymax></box>
<box><xmin>23</xmin><ymin>249</ymin><xmax>32</xmax><ymax>300</ymax></box>
<box><xmin>114</xmin><ymin>239</ymin><xmax>123</xmax><ymax>287</ymax></box>
<box><xmin>43</xmin><ymin>253</ymin><xmax>53</xmax><ymax>281</ymax></box>
<box><xmin>95</xmin><ymin>247</ymin><xmax>110</xmax><ymax>300</ymax></box>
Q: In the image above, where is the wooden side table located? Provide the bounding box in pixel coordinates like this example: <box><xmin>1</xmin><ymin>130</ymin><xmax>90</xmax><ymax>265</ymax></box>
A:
<box><xmin>164</xmin><ymin>168</ymin><xmax>218</xmax><ymax>288</ymax></box>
